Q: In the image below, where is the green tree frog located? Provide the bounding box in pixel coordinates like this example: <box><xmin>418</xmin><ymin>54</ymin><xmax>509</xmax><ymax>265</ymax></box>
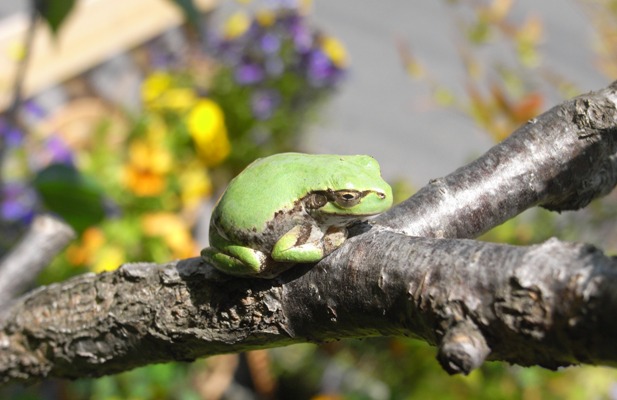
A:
<box><xmin>201</xmin><ymin>153</ymin><xmax>393</xmax><ymax>278</ymax></box>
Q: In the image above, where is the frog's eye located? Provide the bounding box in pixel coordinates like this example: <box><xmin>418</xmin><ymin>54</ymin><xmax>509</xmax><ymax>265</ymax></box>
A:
<box><xmin>306</xmin><ymin>192</ymin><xmax>328</xmax><ymax>209</ymax></box>
<box><xmin>332</xmin><ymin>190</ymin><xmax>363</xmax><ymax>208</ymax></box>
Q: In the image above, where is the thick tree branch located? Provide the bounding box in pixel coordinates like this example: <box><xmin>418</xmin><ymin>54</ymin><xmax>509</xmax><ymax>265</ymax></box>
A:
<box><xmin>1</xmin><ymin>232</ymin><xmax>616</xmax><ymax>384</ymax></box>
<box><xmin>2</xmin><ymin>82</ymin><xmax>617</xmax><ymax>384</ymax></box>
<box><xmin>377</xmin><ymin>81</ymin><xmax>617</xmax><ymax>238</ymax></box>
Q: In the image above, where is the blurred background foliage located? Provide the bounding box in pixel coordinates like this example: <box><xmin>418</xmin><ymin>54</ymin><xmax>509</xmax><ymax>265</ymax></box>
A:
<box><xmin>2</xmin><ymin>0</ymin><xmax>617</xmax><ymax>399</ymax></box>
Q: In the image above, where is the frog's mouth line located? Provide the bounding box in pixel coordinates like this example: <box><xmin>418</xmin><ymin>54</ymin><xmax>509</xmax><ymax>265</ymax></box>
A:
<box><xmin>321</xmin><ymin>211</ymin><xmax>382</xmax><ymax>218</ymax></box>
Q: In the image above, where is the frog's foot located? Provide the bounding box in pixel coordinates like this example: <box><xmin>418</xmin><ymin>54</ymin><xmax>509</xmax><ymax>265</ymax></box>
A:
<box><xmin>201</xmin><ymin>246</ymin><xmax>266</xmax><ymax>277</ymax></box>
<box><xmin>272</xmin><ymin>225</ymin><xmax>347</xmax><ymax>263</ymax></box>
<box><xmin>202</xmin><ymin>247</ymin><xmax>295</xmax><ymax>279</ymax></box>
<box><xmin>322</xmin><ymin>226</ymin><xmax>347</xmax><ymax>254</ymax></box>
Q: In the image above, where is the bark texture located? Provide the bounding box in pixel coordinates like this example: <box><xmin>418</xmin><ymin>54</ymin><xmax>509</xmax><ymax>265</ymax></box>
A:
<box><xmin>2</xmin><ymin>82</ymin><xmax>617</xmax><ymax>384</ymax></box>
<box><xmin>2</xmin><ymin>233</ymin><xmax>617</xmax><ymax>383</ymax></box>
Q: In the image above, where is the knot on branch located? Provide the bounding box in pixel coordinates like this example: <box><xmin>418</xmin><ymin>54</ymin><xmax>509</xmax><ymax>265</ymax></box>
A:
<box><xmin>572</xmin><ymin>94</ymin><xmax>617</xmax><ymax>133</ymax></box>
<box><xmin>436</xmin><ymin>319</ymin><xmax>490</xmax><ymax>375</ymax></box>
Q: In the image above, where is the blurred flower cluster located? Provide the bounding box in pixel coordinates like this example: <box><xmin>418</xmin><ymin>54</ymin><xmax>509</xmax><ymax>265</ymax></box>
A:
<box><xmin>206</xmin><ymin>6</ymin><xmax>347</xmax><ymax>169</ymax></box>
<box><xmin>0</xmin><ymin>120</ymin><xmax>36</xmax><ymax>225</ymax></box>
<box><xmin>215</xmin><ymin>8</ymin><xmax>347</xmax><ymax>89</ymax></box>
<box><xmin>0</xmin><ymin>4</ymin><xmax>348</xmax><ymax>282</ymax></box>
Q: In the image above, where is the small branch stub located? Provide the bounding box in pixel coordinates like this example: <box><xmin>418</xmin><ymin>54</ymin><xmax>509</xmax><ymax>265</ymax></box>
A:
<box><xmin>437</xmin><ymin>319</ymin><xmax>491</xmax><ymax>375</ymax></box>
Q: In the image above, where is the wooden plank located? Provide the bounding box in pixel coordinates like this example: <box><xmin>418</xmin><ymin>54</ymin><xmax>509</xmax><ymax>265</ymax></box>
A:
<box><xmin>0</xmin><ymin>0</ymin><xmax>216</xmax><ymax>111</ymax></box>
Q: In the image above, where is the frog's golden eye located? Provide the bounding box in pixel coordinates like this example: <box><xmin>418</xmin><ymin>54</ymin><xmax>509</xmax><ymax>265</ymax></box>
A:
<box><xmin>306</xmin><ymin>192</ymin><xmax>328</xmax><ymax>209</ymax></box>
<box><xmin>332</xmin><ymin>190</ymin><xmax>362</xmax><ymax>208</ymax></box>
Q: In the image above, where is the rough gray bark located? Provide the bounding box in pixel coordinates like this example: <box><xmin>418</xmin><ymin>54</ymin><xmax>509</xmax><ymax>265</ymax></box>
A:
<box><xmin>1</xmin><ymin>234</ymin><xmax>617</xmax><ymax>383</ymax></box>
<box><xmin>1</xmin><ymin>82</ymin><xmax>617</xmax><ymax>384</ymax></box>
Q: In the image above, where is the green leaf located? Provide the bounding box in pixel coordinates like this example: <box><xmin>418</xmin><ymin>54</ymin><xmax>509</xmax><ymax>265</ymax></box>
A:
<box><xmin>170</xmin><ymin>0</ymin><xmax>201</xmax><ymax>29</ymax></box>
<box><xmin>35</xmin><ymin>0</ymin><xmax>76</xmax><ymax>34</ymax></box>
<box><xmin>33</xmin><ymin>163</ymin><xmax>106</xmax><ymax>234</ymax></box>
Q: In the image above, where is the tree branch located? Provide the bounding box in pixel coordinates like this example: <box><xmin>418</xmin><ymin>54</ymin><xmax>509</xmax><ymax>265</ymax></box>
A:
<box><xmin>2</xmin><ymin>81</ymin><xmax>617</xmax><ymax>384</ymax></box>
<box><xmin>1</xmin><ymin>232</ymin><xmax>616</xmax><ymax>384</ymax></box>
<box><xmin>0</xmin><ymin>215</ymin><xmax>75</xmax><ymax>307</ymax></box>
<box><xmin>377</xmin><ymin>81</ymin><xmax>617</xmax><ymax>238</ymax></box>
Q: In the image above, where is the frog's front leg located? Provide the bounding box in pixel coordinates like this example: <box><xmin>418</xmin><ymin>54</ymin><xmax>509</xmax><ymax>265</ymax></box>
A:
<box><xmin>202</xmin><ymin>230</ymin><xmax>268</xmax><ymax>276</ymax></box>
<box><xmin>271</xmin><ymin>224</ymin><xmax>347</xmax><ymax>263</ymax></box>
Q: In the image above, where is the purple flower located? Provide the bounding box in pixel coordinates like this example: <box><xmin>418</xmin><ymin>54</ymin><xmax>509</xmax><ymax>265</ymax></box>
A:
<box><xmin>207</xmin><ymin>31</ymin><xmax>246</xmax><ymax>65</ymax></box>
<box><xmin>235</xmin><ymin>63</ymin><xmax>265</xmax><ymax>85</ymax></box>
<box><xmin>0</xmin><ymin>119</ymin><xmax>23</xmax><ymax>147</ymax></box>
<box><xmin>23</xmin><ymin>100</ymin><xmax>47</xmax><ymax>120</ymax></box>
<box><xmin>306</xmin><ymin>49</ymin><xmax>337</xmax><ymax>87</ymax></box>
<box><xmin>251</xmin><ymin>89</ymin><xmax>280</xmax><ymax>120</ymax></box>
<box><xmin>147</xmin><ymin>46</ymin><xmax>178</xmax><ymax>69</ymax></box>
<box><xmin>1</xmin><ymin>182</ymin><xmax>36</xmax><ymax>223</ymax></box>
<box><xmin>45</xmin><ymin>135</ymin><xmax>74</xmax><ymax>165</ymax></box>
<box><xmin>282</xmin><ymin>14</ymin><xmax>312</xmax><ymax>52</ymax></box>
<box><xmin>5</xmin><ymin>126</ymin><xmax>23</xmax><ymax>146</ymax></box>
<box><xmin>260</xmin><ymin>32</ymin><xmax>281</xmax><ymax>54</ymax></box>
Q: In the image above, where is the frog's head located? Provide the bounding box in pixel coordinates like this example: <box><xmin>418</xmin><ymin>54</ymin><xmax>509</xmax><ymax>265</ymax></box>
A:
<box><xmin>304</xmin><ymin>155</ymin><xmax>393</xmax><ymax>224</ymax></box>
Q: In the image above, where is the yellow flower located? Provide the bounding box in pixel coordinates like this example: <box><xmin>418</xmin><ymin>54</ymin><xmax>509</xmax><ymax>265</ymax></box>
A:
<box><xmin>66</xmin><ymin>227</ymin><xmax>105</xmax><ymax>266</ymax></box>
<box><xmin>256</xmin><ymin>10</ymin><xmax>276</xmax><ymax>27</ymax></box>
<box><xmin>66</xmin><ymin>227</ymin><xmax>126</xmax><ymax>272</ymax></box>
<box><xmin>142</xmin><ymin>212</ymin><xmax>198</xmax><ymax>259</ymax></box>
<box><xmin>144</xmin><ymin>114</ymin><xmax>167</xmax><ymax>142</ymax></box>
<box><xmin>130</xmin><ymin>139</ymin><xmax>171</xmax><ymax>173</ymax></box>
<box><xmin>92</xmin><ymin>245</ymin><xmax>125</xmax><ymax>273</ymax></box>
<box><xmin>141</xmin><ymin>71</ymin><xmax>173</xmax><ymax>106</ymax></box>
<box><xmin>224</xmin><ymin>12</ymin><xmax>250</xmax><ymax>39</ymax></box>
<box><xmin>156</xmin><ymin>88</ymin><xmax>198</xmax><ymax>112</ymax></box>
<box><xmin>321</xmin><ymin>36</ymin><xmax>348</xmax><ymax>68</ymax></box>
<box><xmin>123</xmin><ymin>139</ymin><xmax>172</xmax><ymax>196</ymax></box>
<box><xmin>187</xmin><ymin>99</ymin><xmax>231</xmax><ymax>167</ymax></box>
<box><xmin>179</xmin><ymin>164</ymin><xmax>213</xmax><ymax>210</ymax></box>
<box><xmin>141</xmin><ymin>71</ymin><xmax>198</xmax><ymax>111</ymax></box>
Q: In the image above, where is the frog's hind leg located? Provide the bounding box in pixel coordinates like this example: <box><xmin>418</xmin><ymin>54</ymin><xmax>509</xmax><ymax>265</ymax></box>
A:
<box><xmin>201</xmin><ymin>247</ymin><xmax>267</xmax><ymax>276</ymax></box>
<box><xmin>202</xmin><ymin>231</ymin><xmax>267</xmax><ymax>277</ymax></box>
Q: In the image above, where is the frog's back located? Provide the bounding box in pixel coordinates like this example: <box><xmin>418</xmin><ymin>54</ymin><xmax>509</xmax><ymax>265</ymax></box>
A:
<box><xmin>211</xmin><ymin>153</ymin><xmax>384</xmax><ymax>234</ymax></box>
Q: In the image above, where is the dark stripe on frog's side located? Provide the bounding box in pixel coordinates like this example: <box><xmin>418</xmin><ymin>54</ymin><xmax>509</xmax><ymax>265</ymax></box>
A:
<box><xmin>294</xmin><ymin>224</ymin><xmax>313</xmax><ymax>247</ymax></box>
<box><xmin>213</xmin><ymin>195</ymin><xmax>309</xmax><ymax>253</ymax></box>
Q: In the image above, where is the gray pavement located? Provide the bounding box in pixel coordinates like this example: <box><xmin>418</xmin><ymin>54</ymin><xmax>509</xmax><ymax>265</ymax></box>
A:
<box><xmin>310</xmin><ymin>1</ymin><xmax>607</xmax><ymax>185</ymax></box>
<box><xmin>0</xmin><ymin>2</ymin><xmax>21</xmax><ymax>15</ymax></box>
